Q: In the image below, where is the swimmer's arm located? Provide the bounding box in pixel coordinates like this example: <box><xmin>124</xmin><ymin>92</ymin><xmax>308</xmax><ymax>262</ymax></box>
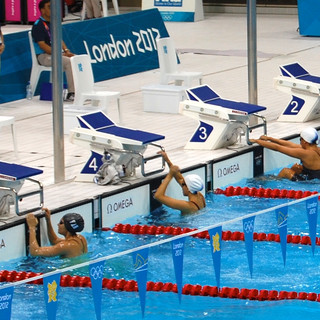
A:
<box><xmin>156</xmin><ymin>196</ymin><xmax>197</xmax><ymax>214</ymax></box>
<box><xmin>154</xmin><ymin>172</ymin><xmax>173</xmax><ymax>201</ymax></box>
<box><xmin>28</xmin><ymin>229</ymin><xmax>71</xmax><ymax>257</ymax></box>
<box><xmin>43</xmin><ymin>208</ymin><xmax>62</xmax><ymax>245</ymax></box>
<box><xmin>158</xmin><ymin>151</ymin><xmax>184</xmax><ymax>186</ymax></box>
<box><xmin>154</xmin><ymin>173</ymin><xmax>195</xmax><ymax>213</ymax></box>
<box><xmin>258</xmin><ymin>136</ymin><xmax>301</xmax><ymax>148</ymax></box>
<box><xmin>250</xmin><ymin>139</ymin><xmax>305</xmax><ymax>159</ymax></box>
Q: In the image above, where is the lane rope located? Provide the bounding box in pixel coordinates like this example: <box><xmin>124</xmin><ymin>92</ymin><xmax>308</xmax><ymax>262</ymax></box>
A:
<box><xmin>214</xmin><ymin>186</ymin><xmax>319</xmax><ymax>199</ymax></box>
<box><xmin>103</xmin><ymin>223</ymin><xmax>318</xmax><ymax>246</ymax></box>
<box><xmin>0</xmin><ymin>270</ymin><xmax>319</xmax><ymax>302</ymax></box>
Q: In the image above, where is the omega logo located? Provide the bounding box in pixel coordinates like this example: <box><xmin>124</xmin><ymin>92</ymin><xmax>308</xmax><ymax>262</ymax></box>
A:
<box><xmin>217</xmin><ymin>163</ymin><xmax>240</xmax><ymax>178</ymax></box>
<box><xmin>106</xmin><ymin>197</ymin><xmax>134</xmax><ymax>214</ymax></box>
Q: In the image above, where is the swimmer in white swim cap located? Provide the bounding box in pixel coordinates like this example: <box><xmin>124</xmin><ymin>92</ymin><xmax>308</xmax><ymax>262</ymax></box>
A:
<box><xmin>250</xmin><ymin>127</ymin><xmax>320</xmax><ymax>181</ymax></box>
<box><xmin>154</xmin><ymin>151</ymin><xmax>206</xmax><ymax>214</ymax></box>
<box><xmin>26</xmin><ymin>208</ymin><xmax>88</xmax><ymax>258</ymax></box>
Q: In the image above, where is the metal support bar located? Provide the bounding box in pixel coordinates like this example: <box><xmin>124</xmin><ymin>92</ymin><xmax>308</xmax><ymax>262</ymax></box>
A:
<box><xmin>246</xmin><ymin>114</ymin><xmax>267</xmax><ymax>145</ymax></box>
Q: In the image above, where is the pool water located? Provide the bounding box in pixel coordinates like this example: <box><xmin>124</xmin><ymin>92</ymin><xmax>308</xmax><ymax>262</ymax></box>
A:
<box><xmin>1</xmin><ymin>177</ymin><xmax>320</xmax><ymax>320</ymax></box>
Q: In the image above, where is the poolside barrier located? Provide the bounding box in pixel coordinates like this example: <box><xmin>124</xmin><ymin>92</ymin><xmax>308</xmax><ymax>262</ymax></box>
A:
<box><xmin>103</xmin><ymin>223</ymin><xmax>318</xmax><ymax>246</ymax></box>
<box><xmin>1</xmin><ymin>269</ymin><xmax>319</xmax><ymax>302</ymax></box>
<box><xmin>214</xmin><ymin>186</ymin><xmax>319</xmax><ymax>199</ymax></box>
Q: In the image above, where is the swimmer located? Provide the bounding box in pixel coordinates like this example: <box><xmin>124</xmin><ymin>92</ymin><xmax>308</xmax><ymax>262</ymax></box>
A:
<box><xmin>26</xmin><ymin>208</ymin><xmax>88</xmax><ymax>258</ymax></box>
<box><xmin>250</xmin><ymin>127</ymin><xmax>320</xmax><ymax>181</ymax></box>
<box><xmin>154</xmin><ymin>151</ymin><xmax>206</xmax><ymax>214</ymax></box>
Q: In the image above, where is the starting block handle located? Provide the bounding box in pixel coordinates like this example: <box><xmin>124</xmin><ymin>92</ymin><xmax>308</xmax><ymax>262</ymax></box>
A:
<box><xmin>246</xmin><ymin>114</ymin><xmax>267</xmax><ymax>145</ymax></box>
<box><xmin>0</xmin><ymin>178</ymin><xmax>44</xmax><ymax>216</ymax></box>
<box><xmin>15</xmin><ymin>178</ymin><xmax>44</xmax><ymax>216</ymax></box>
<box><xmin>141</xmin><ymin>143</ymin><xmax>165</xmax><ymax>177</ymax></box>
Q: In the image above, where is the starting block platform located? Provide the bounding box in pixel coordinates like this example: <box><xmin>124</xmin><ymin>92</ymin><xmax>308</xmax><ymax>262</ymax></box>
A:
<box><xmin>0</xmin><ymin>161</ymin><xmax>43</xmax><ymax>216</ymax></box>
<box><xmin>70</xmin><ymin>111</ymin><xmax>165</xmax><ymax>182</ymax></box>
<box><xmin>274</xmin><ymin>62</ymin><xmax>320</xmax><ymax>122</ymax></box>
<box><xmin>179</xmin><ymin>84</ymin><xmax>267</xmax><ymax>150</ymax></box>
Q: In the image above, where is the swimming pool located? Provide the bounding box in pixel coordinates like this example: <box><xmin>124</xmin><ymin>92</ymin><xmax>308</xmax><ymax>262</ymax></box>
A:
<box><xmin>0</xmin><ymin>177</ymin><xmax>319</xmax><ymax>320</ymax></box>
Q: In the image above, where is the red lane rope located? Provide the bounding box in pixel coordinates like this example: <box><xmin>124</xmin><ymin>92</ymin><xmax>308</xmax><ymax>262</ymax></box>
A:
<box><xmin>214</xmin><ymin>186</ymin><xmax>319</xmax><ymax>199</ymax></box>
<box><xmin>0</xmin><ymin>270</ymin><xmax>319</xmax><ymax>302</ymax></box>
<box><xmin>103</xmin><ymin>223</ymin><xmax>319</xmax><ymax>246</ymax></box>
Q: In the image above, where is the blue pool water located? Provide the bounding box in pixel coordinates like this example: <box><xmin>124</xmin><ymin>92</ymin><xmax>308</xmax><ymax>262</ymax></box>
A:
<box><xmin>1</xmin><ymin>177</ymin><xmax>320</xmax><ymax>320</ymax></box>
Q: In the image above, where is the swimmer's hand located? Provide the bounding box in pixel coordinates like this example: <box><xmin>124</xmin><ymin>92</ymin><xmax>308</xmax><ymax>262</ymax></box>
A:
<box><xmin>42</xmin><ymin>207</ymin><xmax>51</xmax><ymax>221</ymax></box>
<box><xmin>157</xmin><ymin>150</ymin><xmax>173</xmax><ymax>168</ymax></box>
<box><xmin>157</xmin><ymin>150</ymin><xmax>169</xmax><ymax>162</ymax></box>
<box><xmin>259</xmin><ymin>135</ymin><xmax>268</xmax><ymax>141</ymax></box>
<box><xmin>249</xmin><ymin>139</ymin><xmax>257</xmax><ymax>143</ymax></box>
<box><xmin>26</xmin><ymin>213</ymin><xmax>38</xmax><ymax>229</ymax></box>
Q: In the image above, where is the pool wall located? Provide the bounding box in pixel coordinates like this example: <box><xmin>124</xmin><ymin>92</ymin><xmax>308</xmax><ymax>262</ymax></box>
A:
<box><xmin>0</xmin><ymin>130</ymin><xmax>316</xmax><ymax>262</ymax></box>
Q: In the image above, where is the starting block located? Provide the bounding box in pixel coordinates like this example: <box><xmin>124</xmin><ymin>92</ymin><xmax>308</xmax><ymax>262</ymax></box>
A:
<box><xmin>274</xmin><ymin>62</ymin><xmax>320</xmax><ymax>122</ymax></box>
<box><xmin>179</xmin><ymin>84</ymin><xmax>267</xmax><ymax>150</ymax></box>
<box><xmin>69</xmin><ymin>111</ymin><xmax>165</xmax><ymax>182</ymax></box>
<box><xmin>0</xmin><ymin>161</ymin><xmax>43</xmax><ymax>217</ymax></box>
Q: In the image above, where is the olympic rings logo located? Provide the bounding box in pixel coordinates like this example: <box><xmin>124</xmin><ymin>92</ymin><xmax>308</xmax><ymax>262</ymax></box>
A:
<box><xmin>243</xmin><ymin>219</ymin><xmax>254</xmax><ymax>234</ymax></box>
<box><xmin>162</xmin><ymin>15</ymin><xmax>173</xmax><ymax>21</ymax></box>
<box><xmin>90</xmin><ymin>265</ymin><xmax>104</xmax><ymax>280</ymax></box>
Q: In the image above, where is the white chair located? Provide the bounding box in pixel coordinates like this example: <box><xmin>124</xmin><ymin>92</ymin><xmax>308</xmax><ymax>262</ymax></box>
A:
<box><xmin>0</xmin><ymin>116</ymin><xmax>18</xmax><ymax>157</ymax></box>
<box><xmin>156</xmin><ymin>37</ymin><xmax>203</xmax><ymax>87</ymax></box>
<box><xmin>70</xmin><ymin>54</ymin><xmax>121</xmax><ymax>122</ymax></box>
<box><xmin>28</xmin><ymin>31</ymin><xmax>51</xmax><ymax>98</ymax></box>
<box><xmin>81</xmin><ymin>0</ymin><xmax>120</xmax><ymax>20</ymax></box>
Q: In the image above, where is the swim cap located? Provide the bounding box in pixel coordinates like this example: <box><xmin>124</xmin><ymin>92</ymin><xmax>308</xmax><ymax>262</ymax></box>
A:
<box><xmin>184</xmin><ymin>174</ymin><xmax>204</xmax><ymax>194</ymax></box>
<box><xmin>300</xmin><ymin>127</ymin><xmax>319</xmax><ymax>144</ymax></box>
<box><xmin>63</xmin><ymin>213</ymin><xmax>84</xmax><ymax>233</ymax></box>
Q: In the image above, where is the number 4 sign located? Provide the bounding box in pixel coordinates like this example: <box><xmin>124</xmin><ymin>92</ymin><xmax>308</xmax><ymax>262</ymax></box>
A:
<box><xmin>78</xmin><ymin>151</ymin><xmax>104</xmax><ymax>182</ymax></box>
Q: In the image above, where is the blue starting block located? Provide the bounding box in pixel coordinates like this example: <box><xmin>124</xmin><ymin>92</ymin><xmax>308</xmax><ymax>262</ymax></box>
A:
<box><xmin>0</xmin><ymin>161</ymin><xmax>43</xmax><ymax>216</ymax></box>
<box><xmin>179</xmin><ymin>84</ymin><xmax>267</xmax><ymax>150</ymax></box>
<box><xmin>69</xmin><ymin>111</ymin><xmax>165</xmax><ymax>182</ymax></box>
<box><xmin>274</xmin><ymin>62</ymin><xmax>320</xmax><ymax>122</ymax></box>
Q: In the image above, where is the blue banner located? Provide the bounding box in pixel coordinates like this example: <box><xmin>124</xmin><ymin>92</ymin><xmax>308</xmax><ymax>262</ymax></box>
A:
<box><xmin>171</xmin><ymin>237</ymin><xmax>185</xmax><ymax>303</ymax></box>
<box><xmin>306</xmin><ymin>197</ymin><xmax>318</xmax><ymax>255</ymax></box>
<box><xmin>132</xmin><ymin>248</ymin><xmax>149</xmax><ymax>318</ymax></box>
<box><xmin>43</xmin><ymin>273</ymin><xmax>61</xmax><ymax>320</ymax></box>
<box><xmin>243</xmin><ymin>217</ymin><xmax>255</xmax><ymax>278</ymax></box>
<box><xmin>208</xmin><ymin>226</ymin><xmax>222</xmax><ymax>288</ymax></box>
<box><xmin>89</xmin><ymin>261</ymin><xmax>105</xmax><ymax>320</ymax></box>
<box><xmin>0</xmin><ymin>286</ymin><xmax>14</xmax><ymax>320</ymax></box>
<box><xmin>63</xmin><ymin>9</ymin><xmax>168</xmax><ymax>83</ymax></box>
<box><xmin>0</xmin><ymin>9</ymin><xmax>169</xmax><ymax>104</ymax></box>
<box><xmin>275</xmin><ymin>206</ymin><xmax>288</xmax><ymax>266</ymax></box>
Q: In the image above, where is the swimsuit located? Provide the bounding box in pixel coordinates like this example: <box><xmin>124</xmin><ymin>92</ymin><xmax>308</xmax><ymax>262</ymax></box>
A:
<box><xmin>190</xmin><ymin>195</ymin><xmax>206</xmax><ymax>211</ymax></box>
<box><xmin>190</xmin><ymin>201</ymin><xmax>201</xmax><ymax>210</ymax></box>
<box><xmin>292</xmin><ymin>166</ymin><xmax>320</xmax><ymax>181</ymax></box>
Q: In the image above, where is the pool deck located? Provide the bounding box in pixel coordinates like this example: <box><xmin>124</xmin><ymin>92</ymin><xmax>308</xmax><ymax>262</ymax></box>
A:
<box><xmin>1</xmin><ymin>9</ymin><xmax>320</xmax><ymax>227</ymax></box>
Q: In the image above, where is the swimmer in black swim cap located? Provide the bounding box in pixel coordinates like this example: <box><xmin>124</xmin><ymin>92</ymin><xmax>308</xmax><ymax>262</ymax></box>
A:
<box><xmin>62</xmin><ymin>213</ymin><xmax>85</xmax><ymax>234</ymax></box>
<box><xmin>26</xmin><ymin>208</ymin><xmax>88</xmax><ymax>258</ymax></box>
